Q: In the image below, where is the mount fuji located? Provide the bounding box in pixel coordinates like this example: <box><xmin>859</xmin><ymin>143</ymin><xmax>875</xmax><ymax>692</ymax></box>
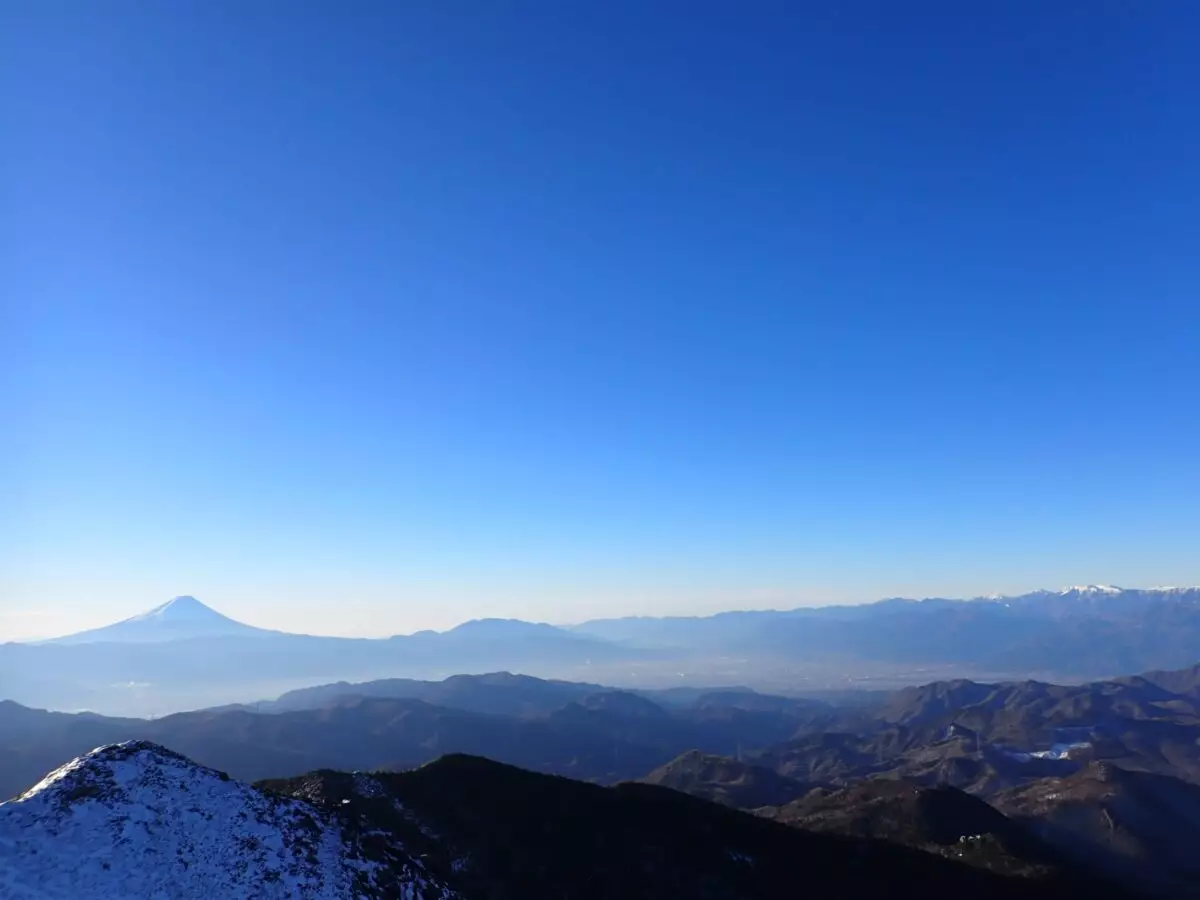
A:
<box><xmin>43</xmin><ymin>596</ymin><xmax>278</xmax><ymax>645</ymax></box>
<box><xmin>5</xmin><ymin>597</ymin><xmax>642</xmax><ymax>715</ymax></box>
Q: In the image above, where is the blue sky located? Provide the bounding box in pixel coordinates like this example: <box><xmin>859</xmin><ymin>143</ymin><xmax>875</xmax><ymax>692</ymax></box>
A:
<box><xmin>4</xmin><ymin>1</ymin><xmax>1199</xmax><ymax>639</ymax></box>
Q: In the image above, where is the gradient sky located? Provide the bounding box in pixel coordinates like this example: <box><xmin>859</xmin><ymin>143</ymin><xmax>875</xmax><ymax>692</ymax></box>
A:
<box><xmin>3</xmin><ymin>1</ymin><xmax>1199</xmax><ymax>641</ymax></box>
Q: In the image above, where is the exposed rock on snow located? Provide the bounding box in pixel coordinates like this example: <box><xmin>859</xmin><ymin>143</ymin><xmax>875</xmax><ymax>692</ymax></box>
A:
<box><xmin>0</xmin><ymin>741</ymin><xmax>456</xmax><ymax>899</ymax></box>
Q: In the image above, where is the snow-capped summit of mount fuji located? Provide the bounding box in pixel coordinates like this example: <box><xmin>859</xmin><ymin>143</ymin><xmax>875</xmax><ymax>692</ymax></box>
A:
<box><xmin>0</xmin><ymin>741</ymin><xmax>456</xmax><ymax>900</ymax></box>
<box><xmin>43</xmin><ymin>596</ymin><xmax>278</xmax><ymax>645</ymax></box>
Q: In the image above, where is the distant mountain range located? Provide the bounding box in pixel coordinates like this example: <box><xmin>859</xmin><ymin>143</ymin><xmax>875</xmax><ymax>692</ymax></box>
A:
<box><xmin>570</xmin><ymin>585</ymin><xmax>1200</xmax><ymax>680</ymax></box>
<box><xmin>7</xmin><ymin>586</ymin><xmax>1200</xmax><ymax>716</ymax></box>
<box><xmin>7</xmin><ymin>592</ymin><xmax>1200</xmax><ymax>897</ymax></box>
<box><xmin>571</xmin><ymin>584</ymin><xmax>1200</xmax><ymax>645</ymax></box>
<box><xmin>1</xmin><ymin>597</ymin><xmax>644</xmax><ymax>715</ymax></box>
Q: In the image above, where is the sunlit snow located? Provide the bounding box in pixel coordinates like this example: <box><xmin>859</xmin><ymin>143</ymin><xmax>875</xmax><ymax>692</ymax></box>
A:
<box><xmin>0</xmin><ymin>742</ymin><xmax>456</xmax><ymax>899</ymax></box>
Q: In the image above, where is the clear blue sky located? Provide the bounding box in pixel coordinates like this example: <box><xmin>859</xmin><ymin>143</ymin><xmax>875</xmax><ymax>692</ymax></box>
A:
<box><xmin>4</xmin><ymin>1</ymin><xmax>1199</xmax><ymax>639</ymax></box>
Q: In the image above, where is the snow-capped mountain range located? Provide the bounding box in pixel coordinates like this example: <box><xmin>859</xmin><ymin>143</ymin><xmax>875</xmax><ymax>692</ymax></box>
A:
<box><xmin>992</xmin><ymin>584</ymin><xmax>1199</xmax><ymax>600</ymax></box>
<box><xmin>0</xmin><ymin>742</ymin><xmax>456</xmax><ymax>899</ymax></box>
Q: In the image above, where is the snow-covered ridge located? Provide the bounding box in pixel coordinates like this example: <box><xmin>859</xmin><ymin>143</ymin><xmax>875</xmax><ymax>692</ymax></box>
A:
<box><xmin>42</xmin><ymin>596</ymin><xmax>279</xmax><ymax>645</ymax></box>
<box><xmin>1001</xmin><ymin>741</ymin><xmax>1092</xmax><ymax>763</ymax></box>
<box><xmin>125</xmin><ymin>594</ymin><xmax>232</xmax><ymax>623</ymax></box>
<box><xmin>0</xmin><ymin>742</ymin><xmax>455</xmax><ymax>899</ymax></box>
<box><xmin>963</xmin><ymin>585</ymin><xmax>1200</xmax><ymax>603</ymax></box>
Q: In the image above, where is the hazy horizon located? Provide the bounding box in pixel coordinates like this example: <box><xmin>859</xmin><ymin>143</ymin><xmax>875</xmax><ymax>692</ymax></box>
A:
<box><xmin>6</xmin><ymin>4</ymin><xmax>1198</xmax><ymax>644</ymax></box>
<box><xmin>9</xmin><ymin>581</ymin><xmax>1200</xmax><ymax>644</ymax></box>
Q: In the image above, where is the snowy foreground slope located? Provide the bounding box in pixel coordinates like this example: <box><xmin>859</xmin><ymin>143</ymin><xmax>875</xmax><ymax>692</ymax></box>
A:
<box><xmin>0</xmin><ymin>742</ymin><xmax>456</xmax><ymax>899</ymax></box>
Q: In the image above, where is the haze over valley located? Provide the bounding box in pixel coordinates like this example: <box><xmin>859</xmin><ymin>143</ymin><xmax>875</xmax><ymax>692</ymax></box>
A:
<box><xmin>8</xmin><ymin>594</ymin><xmax>1200</xmax><ymax>897</ymax></box>
<box><xmin>9</xmin><ymin>589</ymin><xmax>1200</xmax><ymax>900</ymax></box>
<box><xmin>5</xmin><ymin>587</ymin><xmax>1200</xmax><ymax>718</ymax></box>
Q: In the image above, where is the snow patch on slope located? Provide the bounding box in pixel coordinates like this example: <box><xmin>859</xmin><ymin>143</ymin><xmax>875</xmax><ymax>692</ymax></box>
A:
<box><xmin>42</xmin><ymin>596</ymin><xmax>277</xmax><ymax>645</ymax></box>
<box><xmin>0</xmin><ymin>742</ymin><xmax>452</xmax><ymax>899</ymax></box>
<box><xmin>1001</xmin><ymin>741</ymin><xmax>1092</xmax><ymax>763</ymax></box>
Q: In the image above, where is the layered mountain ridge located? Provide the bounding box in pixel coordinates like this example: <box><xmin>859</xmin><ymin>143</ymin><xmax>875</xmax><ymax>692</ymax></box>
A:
<box><xmin>10</xmin><ymin>585</ymin><xmax>1200</xmax><ymax>719</ymax></box>
<box><xmin>9</xmin><ymin>655</ymin><xmax>1200</xmax><ymax>895</ymax></box>
<box><xmin>0</xmin><ymin>741</ymin><xmax>1125</xmax><ymax>900</ymax></box>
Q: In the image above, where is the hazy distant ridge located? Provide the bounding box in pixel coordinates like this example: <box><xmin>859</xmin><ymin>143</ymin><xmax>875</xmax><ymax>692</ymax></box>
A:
<box><xmin>9</xmin><ymin>587</ymin><xmax>1200</xmax><ymax>716</ymax></box>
